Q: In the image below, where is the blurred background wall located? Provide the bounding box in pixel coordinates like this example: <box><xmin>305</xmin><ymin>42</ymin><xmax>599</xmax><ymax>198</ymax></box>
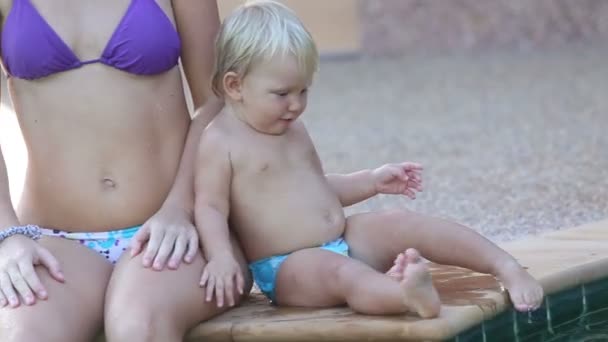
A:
<box><xmin>220</xmin><ymin>0</ymin><xmax>608</xmax><ymax>56</ymax></box>
<box><xmin>361</xmin><ymin>0</ymin><xmax>608</xmax><ymax>55</ymax></box>
<box><xmin>218</xmin><ymin>0</ymin><xmax>361</xmax><ymax>56</ymax></box>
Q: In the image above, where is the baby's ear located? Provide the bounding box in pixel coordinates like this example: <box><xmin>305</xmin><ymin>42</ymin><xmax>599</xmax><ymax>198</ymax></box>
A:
<box><xmin>223</xmin><ymin>71</ymin><xmax>243</xmax><ymax>101</ymax></box>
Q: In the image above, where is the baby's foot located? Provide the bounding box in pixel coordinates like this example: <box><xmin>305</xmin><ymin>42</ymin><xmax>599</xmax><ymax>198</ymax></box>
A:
<box><xmin>400</xmin><ymin>248</ymin><xmax>441</xmax><ymax>318</ymax></box>
<box><xmin>386</xmin><ymin>252</ymin><xmax>406</xmax><ymax>280</ymax></box>
<box><xmin>496</xmin><ymin>260</ymin><xmax>544</xmax><ymax>312</ymax></box>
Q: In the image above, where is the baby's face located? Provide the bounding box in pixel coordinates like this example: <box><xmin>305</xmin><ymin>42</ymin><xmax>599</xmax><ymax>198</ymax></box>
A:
<box><xmin>238</xmin><ymin>55</ymin><xmax>311</xmax><ymax>135</ymax></box>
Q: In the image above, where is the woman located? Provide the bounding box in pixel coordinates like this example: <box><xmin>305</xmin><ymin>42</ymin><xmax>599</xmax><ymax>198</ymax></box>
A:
<box><xmin>0</xmin><ymin>0</ymin><xmax>250</xmax><ymax>341</ymax></box>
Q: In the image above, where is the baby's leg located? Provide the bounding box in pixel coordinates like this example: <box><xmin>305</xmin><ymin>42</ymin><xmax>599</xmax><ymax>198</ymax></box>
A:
<box><xmin>344</xmin><ymin>210</ymin><xmax>544</xmax><ymax>312</ymax></box>
<box><xmin>274</xmin><ymin>248</ymin><xmax>440</xmax><ymax>318</ymax></box>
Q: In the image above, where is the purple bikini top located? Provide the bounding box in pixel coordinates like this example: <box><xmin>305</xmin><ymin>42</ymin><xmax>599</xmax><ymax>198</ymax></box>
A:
<box><xmin>1</xmin><ymin>0</ymin><xmax>181</xmax><ymax>80</ymax></box>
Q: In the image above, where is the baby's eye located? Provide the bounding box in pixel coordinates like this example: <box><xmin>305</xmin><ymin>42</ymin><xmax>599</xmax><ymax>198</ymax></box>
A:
<box><xmin>300</xmin><ymin>88</ymin><xmax>308</xmax><ymax>94</ymax></box>
<box><xmin>274</xmin><ymin>91</ymin><xmax>288</xmax><ymax>97</ymax></box>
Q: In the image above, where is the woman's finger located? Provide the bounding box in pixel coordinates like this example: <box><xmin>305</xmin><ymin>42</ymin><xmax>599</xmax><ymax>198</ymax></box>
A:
<box><xmin>153</xmin><ymin>231</ymin><xmax>177</xmax><ymax>270</ymax></box>
<box><xmin>6</xmin><ymin>264</ymin><xmax>33</xmax><ymax>306</ymax></box>
<box><xmin>130</xmin><ymin>224</ymin><xmax>150</xmax><ymax>257</ymax></box>
<box><xmin>142</xmin><ymin>227</ymin><xmax>164</xmax><ymax>268</ymax></box>
<box><xmin>18</xmin><ymin>261</ymin><xmax>47</xmax><ymax>300</ymax></box>
<box><xmin>36</xmin><ymin>246</ymin><xmax>64</xmax><ymax>283</ymax></box>
<box><xmin>184</xmin><ymin>232</ymin><xmax>199</xmax><ymax>264</ymax></box>
<box><xmin>168</xmin><ymin>234</ymin><xmax>188</xmax><ymax>269</ymax></box>
<box><xmin>0</xmin><ymin>272</ymin><xmax>16</xmax><ymax>307</ymax></box>
<box><xmin>0</xmin><ymin>286</ymin><xmax>6</xmax><ymax>307</ymax></box>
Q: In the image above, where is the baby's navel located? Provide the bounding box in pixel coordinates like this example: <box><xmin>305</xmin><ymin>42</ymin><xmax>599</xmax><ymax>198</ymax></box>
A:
<box><xmin>101</xmin><ymin>177</ymin><xmax>117</xmax><ymax>189</ymax></box>
<box><xmin>323</xmin><ymin>210</ymin><xmax>341</xmax><ymax>227</ymax></box>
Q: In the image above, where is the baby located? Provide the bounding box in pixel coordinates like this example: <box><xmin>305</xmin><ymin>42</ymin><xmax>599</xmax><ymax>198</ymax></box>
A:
<box><xmin>195</xmin><ymin>0</ymin><xmax>543</xmax><ymax>318</ymax></box>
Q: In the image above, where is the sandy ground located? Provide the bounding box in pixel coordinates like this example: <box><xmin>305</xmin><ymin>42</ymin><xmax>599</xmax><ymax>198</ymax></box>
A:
<box><xmin>305</xmin><ymin>44</ymin><xmax>608</xmax><ymax>242</ymax></box>
<box><xmin>1</xmin><ymin>43</ymin><xmax>607</xmax><ymax>242</ymax></box>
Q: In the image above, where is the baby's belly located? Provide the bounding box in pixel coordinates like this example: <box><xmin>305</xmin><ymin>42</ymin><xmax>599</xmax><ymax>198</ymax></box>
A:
<box><xmin>232</xmin><ymin>191</ymin><xmax>346</xmax><ymax>261</ymax></box>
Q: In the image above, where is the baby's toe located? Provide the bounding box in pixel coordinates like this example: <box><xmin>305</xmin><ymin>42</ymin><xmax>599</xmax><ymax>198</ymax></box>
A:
<box><xmin>404</xmin><ymin>248</ymin><xmax>421</xmax><ymax>263</ymax></box>
<box><xmin>510</xmin><ymin>291</ymin><xmax>528</xmax><ymax>312</ymax></box>
<box><xmin>515</xmin><ymin>303</ymin><xmax>532</xmax><ymax>312</ymax></box>
<box><xmin>527</xmin><ymin>288</ymin><xmax>544</xmax><ymax>310</ymax></box>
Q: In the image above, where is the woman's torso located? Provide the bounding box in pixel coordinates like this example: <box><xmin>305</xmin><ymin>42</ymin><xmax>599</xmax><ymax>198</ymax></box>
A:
<box><xmin>0</xmin><ymin>0</ymin><xmax>191</xmax><ymax>231</ymax></box>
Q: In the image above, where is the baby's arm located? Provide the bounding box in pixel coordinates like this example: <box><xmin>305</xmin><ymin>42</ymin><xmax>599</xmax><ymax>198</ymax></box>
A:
<box><xmin>326</xmin><ymin>171</ymin><xmax>377</xmax><ymax>207</ymax></box>
<box><xmin>326</xmin><ymin>162</ymin><xmax>424</xmax><ymax>206</ymax></box>
<box><xmin>194</xmin><ymin>127</ymin><xmax>243</xmax><ymax>307</ymax></box>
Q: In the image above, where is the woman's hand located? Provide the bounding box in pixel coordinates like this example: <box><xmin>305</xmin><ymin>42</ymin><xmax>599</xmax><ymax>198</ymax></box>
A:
<box><xmin>131</xmin><ymin>205</ymin><xmax>199</xmax><ymax>271</ymax></box>
<box><xmin>0</xmin><ymin>235</ymin><xmax>64</xmax><ymax>308</ymax></box>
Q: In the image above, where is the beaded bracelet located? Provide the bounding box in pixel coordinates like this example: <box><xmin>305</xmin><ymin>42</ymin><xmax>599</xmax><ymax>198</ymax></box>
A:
<box><xmin>0</xmin><ymin>224</ymin><xmax>42</xmax><ymax>243</ymax></box>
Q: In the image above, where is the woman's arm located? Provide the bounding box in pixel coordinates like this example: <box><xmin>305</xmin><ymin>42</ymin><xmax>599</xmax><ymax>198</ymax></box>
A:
<box><xmin>0</xmin><ymin>108</ymin><xmax>20</xmax><ymax>230</ymax></box>
<box><xmin>0</xmin><ymin>26</ymin><xmax>20</xmax><ymax>229</ymax></box>
<box><xmin>174</xmin><ymin>0</ymin><xmax>221</xmax><ymax>110</ymax></box>
<box><xmin>130</xmin><ymin>1</ymin><xmax>223</xmax><ymax>267</ymax></box>
<box><xmin>164</xmin><ymin>0</ymin><xmax>223</xmax><ymax>214</ymax></box>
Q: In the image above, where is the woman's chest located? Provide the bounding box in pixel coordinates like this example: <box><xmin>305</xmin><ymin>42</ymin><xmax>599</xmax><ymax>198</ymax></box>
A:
<box><xmin>1</xmin><ymin>0</ymin><xmax>175</xmax><ymax>58</ymax></box>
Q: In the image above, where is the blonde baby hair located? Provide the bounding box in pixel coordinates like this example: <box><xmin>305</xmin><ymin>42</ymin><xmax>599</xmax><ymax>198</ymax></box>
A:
<box><xmin>212</xmin><ymin>0</ymin><xmax>319</xmax><ymax>97</ymax></box>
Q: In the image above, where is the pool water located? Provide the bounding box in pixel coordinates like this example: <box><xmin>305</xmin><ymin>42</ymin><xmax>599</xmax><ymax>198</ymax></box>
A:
<box><xmin>450</xmin><ymin>277</ymin><xmax>608</xmax><ymax>341</ymax></box>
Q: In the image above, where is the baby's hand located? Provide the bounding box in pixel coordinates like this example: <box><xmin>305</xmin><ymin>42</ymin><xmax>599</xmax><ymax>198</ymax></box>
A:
<box><xmin>200</xmin><ymin>254</ymin><xmax>244</xmax><ymax>308</ymax></box>
<box><xmin>371</xmin><ymin>162</ymin><xmax>423</xmax><ymax>199</ymax></box>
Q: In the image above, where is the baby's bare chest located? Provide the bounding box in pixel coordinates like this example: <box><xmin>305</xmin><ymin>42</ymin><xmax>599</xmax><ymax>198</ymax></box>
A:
<box><xmin>251</xmin><ymin>150</ymin><xmax>316</xmax><ymax>178</ymax></box>
<box><xmin>237</xmin><ymin>133</ymin><xmax>317</xmax><ymax>170</ymax></box>
<box><xmin>231</xmin><ymin>142</ymin><xmax>322</xmax><ymax>194</ymax></box>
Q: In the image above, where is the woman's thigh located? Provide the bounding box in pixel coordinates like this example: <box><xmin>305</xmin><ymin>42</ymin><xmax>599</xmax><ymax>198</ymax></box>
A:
<box><xmin>0</xmin><ymin>236</ymin><xmax>112</xmax><ymax>342</ymax></box>
<box><xmin>104</xmin><ymin>233</ymin><xmax>252</xmax><ymax>338</ymax></box>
